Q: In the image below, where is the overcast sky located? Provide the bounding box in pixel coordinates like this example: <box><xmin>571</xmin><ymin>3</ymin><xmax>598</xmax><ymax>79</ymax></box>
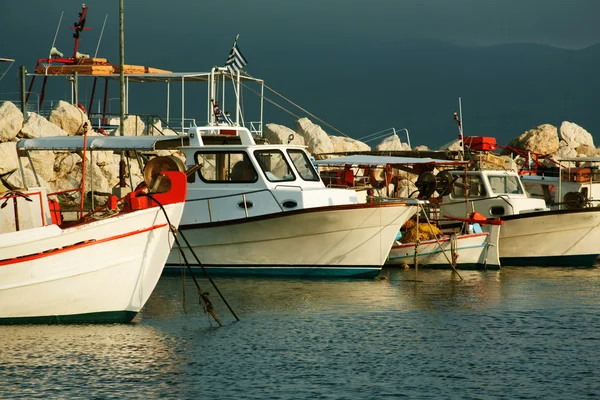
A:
<box><xmin>1</xmin><ymin>0</ymin><xmax>599</xmax><ymax>69</ymax></box>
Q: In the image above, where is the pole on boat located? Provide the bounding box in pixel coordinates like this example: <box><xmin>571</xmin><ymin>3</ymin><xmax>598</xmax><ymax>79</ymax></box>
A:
<box><xmin>118</xmin><ymin>0</ymin><xmax>127</xmax><ymax>191</ymax></box>
<box><xmin>19</xmin><ymin>66</ymin><xmax>27</xmax><ymax>117</ymax></box>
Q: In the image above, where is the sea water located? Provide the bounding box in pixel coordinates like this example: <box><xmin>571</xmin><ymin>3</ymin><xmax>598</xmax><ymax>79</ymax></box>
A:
<box><xmin>1</xmin><ymin>267</ymin><xmax>599</xmax><ymax>399</ymax></box>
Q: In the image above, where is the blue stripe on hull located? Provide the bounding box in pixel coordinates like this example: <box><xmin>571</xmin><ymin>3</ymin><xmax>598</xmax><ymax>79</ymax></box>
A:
<box><xmin>387</xmin><ymin>262</ymin><xmax>500</xmax><ymax>271</ymax></box>
<box><xmin>163</xmin><ymin>265</ymin><xmax>381</xmax><ymax>279</ymax></box>
<box><xmin>500</xmin><ymin>254</ymin><xmax>600</xmax><ymax>267</ymax></box>
<box><xmin>0</xmin><ymin>311</ymin><xmax>138</xmax><ymax>325</ymax></box>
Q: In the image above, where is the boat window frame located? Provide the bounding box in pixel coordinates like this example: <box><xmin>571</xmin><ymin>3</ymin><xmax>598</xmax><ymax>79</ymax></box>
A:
<box><xmin>286</xmin><ymin>149</ymin><xmax>320</xmax><ymax>182</ymax></box>
<box><xmin>488</xmin><ymin>174</ymin><xmax>524</xmax><ymax>195</ymax></box>
<box><xmin>450</xmin><ymin>173</ymin><xmax>487</xmax><ymax>199</ymax></box>
<box><xmin>253</xmin><ymin>149</ymin><xmax>297</xmax><ymax>183</ymax></box>
<box><xmin>193</xmin><ymin>150</ymin><xmax>259</xmax><ymax>184</ymax></box>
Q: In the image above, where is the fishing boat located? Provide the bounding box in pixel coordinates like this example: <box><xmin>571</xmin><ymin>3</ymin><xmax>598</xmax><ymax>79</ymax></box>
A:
<box><xmin>164</xmin><ymin>127</ymin><xmax>416</xmax><ymax>278</ymax></box>
<box><xmin>0</xmin><ymin>136</ymin><xmax>187</xmax><ymax>324</ymax></box>
<box><xmin>439</xmin><ymin>169</ymin><xmax>600</xmax><ymax>267</ymax></box>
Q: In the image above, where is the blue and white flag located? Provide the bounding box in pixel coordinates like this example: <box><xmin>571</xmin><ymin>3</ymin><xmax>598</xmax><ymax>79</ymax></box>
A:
<box><xmin>226</xmin><ymin>35</ymin><xmax>248</xmax><ymax>74</ymax></box>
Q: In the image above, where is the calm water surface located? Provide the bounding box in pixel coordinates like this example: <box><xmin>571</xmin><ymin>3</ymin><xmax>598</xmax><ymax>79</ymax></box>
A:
<box><xmin>1</xmin><ymin>267</ymin><xmax>599</xmax><ymax>399</ymax></box>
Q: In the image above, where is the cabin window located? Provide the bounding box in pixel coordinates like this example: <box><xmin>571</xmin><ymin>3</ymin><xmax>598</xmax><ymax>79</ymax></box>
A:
<box><xmin>523</xmin><ymin>183</ymin><xmax>555</xmax><ymax>205</ymax></box>
<box><xmin>451</xmin><ymin>175</ymin><xmax>487</xmax><ymax>198</ymax></box>
<box><xmin>287</xmin><ymin>149</ymin><xmax>320</xmax><ymax>181</ymax></box>
<box><xmin>254</xmin><ymin>150</ymin><xmax>296</xmax><ymax>182</ymax></box>
<box><xmin>194</xmin><ymin>151</ymin><xmax>258</xmax><ymax>183</ymax></box>
<box><xmin>488</xmin><ymin>175</ymin><xmax>523</xmax><ymax>195</ymax></box>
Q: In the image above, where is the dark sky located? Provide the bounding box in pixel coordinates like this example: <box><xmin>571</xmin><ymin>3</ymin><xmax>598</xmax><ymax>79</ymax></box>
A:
<box><xmin>2</xmin><ymin>0</ymin><xmax>598</xmax><ymax>68</ymax></box>
<box><xmin>1</xmin><ymin>0</ymin><xmax>599</xmax><ymax>147</ymax></box>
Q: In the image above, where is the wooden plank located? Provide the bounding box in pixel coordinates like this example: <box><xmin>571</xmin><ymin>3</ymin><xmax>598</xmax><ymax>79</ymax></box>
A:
<box><xmin>35</xmin><ymin>65</ymin><xmax>115</xmax><ymax>75</ymax></box>
<box><xmin>145</xmin><ymin>67</ymin><xmax>172</xmax><ymax>74</ymax></box>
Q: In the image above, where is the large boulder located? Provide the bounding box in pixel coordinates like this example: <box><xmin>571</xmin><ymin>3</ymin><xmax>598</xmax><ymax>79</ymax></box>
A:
<box><xmin>330</xmin><ymin>136</ymin><xmax>371</xmax><ymax>152</ymax></box>
<box><xmin>376</xmin><ymin>134</ymin><xmax>410</xmax><ymax>151</ymax></box>
<box><xmin>264</xmin><ymin>123</ymin><xmax>305</xmax><ymax>145</ymax></box>
<box><xmin>109</xmin><ymin>115</ymin><xmax>146</xmax><ymax>136</ymax></box>
<box><xmin>294</xmin><ymin>118</ymin><xmax>334</xmax><ymax>156</ymax></box>
<box><xmin>27</xmin><ymin>150</ymin><xmax>58</xmax><ymax>182</ymax></box>
<box><xmin>506</xmin><ymin>124</ymin><xmax>559</xmax><ymax>155</ymax></box>
<box><xmin>0</xmin><ymin>142</ymin><xmax>20</xmax><ymax>175</ymax></box>
<box><xmin>20</xmin><ymin>112</ymin><xmax>69</xmax><ymax>138</ymax></box>
<box><xmin>560</xmin><ymin>121</ymin><xmax>594</xmax><ymax>149</ymax></box>
<box><xmin>0</xmin><ymin>101</ymin><xmax>24</xmax><ymax>142</ymax></box>
<box><xmin>2</xmin><ymin>167</ymin><xmax>50</xmax><ymax>190</ymax></box>
<box><xmin>54</xmin><ymin>153</ymin><xmax>82</xmax><ymax>179</ymax></box>
<box><xmin>48</xmin><ymin>100</ymin><xmax>91</xmax><ymax>135</ymax></box>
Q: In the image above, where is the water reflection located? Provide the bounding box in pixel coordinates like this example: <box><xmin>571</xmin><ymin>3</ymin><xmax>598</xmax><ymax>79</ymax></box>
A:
<box><xmin>0</xmin><ymin>324</ymin><xmax>185</xmax><ymax>399</ymax></box>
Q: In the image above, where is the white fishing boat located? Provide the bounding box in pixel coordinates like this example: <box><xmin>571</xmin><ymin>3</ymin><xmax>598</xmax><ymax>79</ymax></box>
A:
<box><xmin>165</xmin><ymin>127</ymin><xmax>417</xmax><ymax>278</ymax></box>
<box><xmin>388</xmin><ymin>219</ymin><xmax>502</xmax><ymax>270</ymax></box>
<box><xmin>439</xmin><ymin>169</ymin><xmax>600</xmax><ymax>267</ymax></box>
<box><xmin>0</xmin><ymin>136</ymin><xmax>187</xmax><ymax>324</ymax></box>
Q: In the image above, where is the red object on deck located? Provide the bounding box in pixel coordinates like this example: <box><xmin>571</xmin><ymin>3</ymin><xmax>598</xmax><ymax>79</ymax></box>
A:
<box><xmin>464</xmin><ymin>136</ymin><xmax>497</xmax><ymax>151</ymax></box>
<box><xmin>48</xmin><ymin>199</ymin><xmax>62</xmax><ymax>225</ymax></box>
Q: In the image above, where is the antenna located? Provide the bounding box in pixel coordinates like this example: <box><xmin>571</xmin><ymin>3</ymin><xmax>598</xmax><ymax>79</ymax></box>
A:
<box><xmin>49</xmin><ymin>11</ymin><xmax>64</xmax><ymax>58</ymax></box>
<box><xmin>94</xmin><ymin>14</ymin><xmax>108</xmax><ymax>58</ymax></box>
<box><xmin>453</xmin><ymin>97</ymin><xmax>465</xmax><ymax>161</ymax></box>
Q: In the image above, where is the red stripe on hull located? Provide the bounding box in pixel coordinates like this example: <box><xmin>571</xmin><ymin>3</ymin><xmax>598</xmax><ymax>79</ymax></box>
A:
<box><xmin>0</xmin><ymin>223</ymin><xmax>168</xmax><ymax>267</ymax></box>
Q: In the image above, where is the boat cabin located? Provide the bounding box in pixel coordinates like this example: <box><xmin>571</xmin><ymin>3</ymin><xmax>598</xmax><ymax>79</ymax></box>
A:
<box><xmin>520</xmin><ymin>157</ymin><xmax>600</xmax><ymax>209</ymax></box>
<box><xmin>179</xmin><ymin>126</ymin><xmax>360</xmax><ymax>224</ymax></box>
<box><xmin>439</xmin><ymin>170</ymin><xmax>548</xmax><ymax>223</ymax></box>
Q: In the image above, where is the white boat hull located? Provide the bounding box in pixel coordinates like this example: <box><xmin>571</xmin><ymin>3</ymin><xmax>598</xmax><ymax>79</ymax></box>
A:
<box><xmin>167</xmin><ymin>202</ymin><xmax>416</xmax><ymax>277</ymax></box>
<box><xmin>387</xmin><ymin>229</ymin><xmax>501</xmax><ymax>270</ymax></box>
<box><xmin>0</xmin><ymin>203</ymin><xmax>184</xmax><ymax>323</ymax></box>
<box><xmin>499</xmin><ymin>208</ymin><xmax>600</xmax><ymax>267</ymax></box>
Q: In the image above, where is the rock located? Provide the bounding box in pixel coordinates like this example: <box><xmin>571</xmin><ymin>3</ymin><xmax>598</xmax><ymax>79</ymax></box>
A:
<box><xmin>54</xmin><ymin>153</ymin><xmax>82</xmax><ymax>179</ymax></box>
<box><xmin>109</xmin><ymin>115</ymin><xmax>146</xmax><ymax>136</ymax></box>
<box><xmin>49</xmin><ymin>175</ymin><xmax>82</xmax><ymax>205</ymax></box>
<box><xmin>560</xmin><ymin>121</ymin><xmax>594</xmax><ymax>149</ymax></box>
<box><xmin>48</xmin><ymin>100</ymin><xmax>91</xmax><ymax>135</ymax></box>
<box><xmin>0</xmin><ymin>101</ymin><xmax>24</xmax><ymax>142</ymax></box>
<box><xmin>294</xmin><ymin>118</ymin><xmax>334</xmax><ymax>156</ymax></box>
<box><xmin>575</xmin><ymin>144</ymin><xmax>596</xmax><ymax>157</ymax></box>
<box><xmin>0</xmin><ymin>142</ymin><xmax>20</xmax><ymax>175</ymax></box>
<box><xmin>20</xmin><ymin>112</ymin><xmax>69</xmax><ymax>139</ymax></box>
<box><xmin>376</xmin><ymin>134</ymin><xmax>410</xmax><ymax>151</ymax></box>
<box><xmin>28</xmin><ymin>150</ymin><xmax>57</xmax><ymax>182</ymax></box>
<box><xmin>413</xmin><ymin>145</ymin><xmax>430</xmax><ymax>151</ymax></box>
<box><xmin>264</xmin><ymin>123</ymin><xmax>305</xmax><ymax>145</ymax></box>
<box><xmin>144</xmin><ymin>117</ymin><xmax>163</xmax><ymax>136</ymax></box>
<box><xmin>438</xmin><ymin>139</ymin><xmax>462</xmax><ymax>152</ymax></box>
<box><xmin>505</xmin><ymin>124</ymin><xmax>559</xmax><ymax>155</ymax></box>
<box><xmin>330</xmin><ymin>136</ymin><xmax>371</xmax><ymax>152</ymax></box>
<box><xmin>2</xmin><ymin>167</ymin><xmax>50</xmax><ymax>190</ymax></box>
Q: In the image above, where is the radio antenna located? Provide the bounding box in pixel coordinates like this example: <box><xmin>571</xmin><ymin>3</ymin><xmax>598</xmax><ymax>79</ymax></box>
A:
<box><xmin>49</xmin><ymin>11</ymin><xmax>64</xmax><ymax>57</ymax></box>
<box><xmin>94</xmin><ymin>14</ymin><xmax>108</xmax><ymax>58</ymax></box>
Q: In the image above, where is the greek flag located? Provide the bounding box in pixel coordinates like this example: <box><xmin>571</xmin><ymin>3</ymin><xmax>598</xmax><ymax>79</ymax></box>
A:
<box><xmin>226</xmin><ymin>35</ymin><xmax>248</xmax><ymax>74</ymax></box>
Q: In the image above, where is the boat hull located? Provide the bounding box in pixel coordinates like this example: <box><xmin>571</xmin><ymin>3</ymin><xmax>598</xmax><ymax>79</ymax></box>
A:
<box><xmin>499</xmin><ymin>208</ymin><xmax>600</xmax><ymax>267</ymax></box>
<box><xmin>167</xmin><ymin>202</ymin><xmax>416</xmax><ymax>277</ymax></box>
<box><xmin>0</xmin><ymin>203</ymin><xmax>184</xmax><ymax>324</ymax></box>
<box><xmin>387</xmin><ymin>232</ymin><xmax>500</xmax><ymax>270</ymax></box>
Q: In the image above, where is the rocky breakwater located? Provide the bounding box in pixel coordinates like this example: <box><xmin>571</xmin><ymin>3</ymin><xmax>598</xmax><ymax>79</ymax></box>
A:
<box><xmin>0</xmin><ymin>100</ymin><xmax>181</xmax><ymax>206</ymax></box>
<box><xmin>502</xmin><ymin>121</ymin><xmax>598</xmax><ymax>169</ymax></box>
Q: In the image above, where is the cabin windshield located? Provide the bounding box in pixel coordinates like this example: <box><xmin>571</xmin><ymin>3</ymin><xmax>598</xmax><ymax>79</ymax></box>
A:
<box><xmin>451</xmin><ymin>175</ymin><xmax>487</xmax><ymax>198</ymax></box>
<box><xmin>194</xmin><ymin>151</ymin><xmax>258</xmax><ymax>183</ymax></box>
<box><xmin>254</xmin><ymin>150</ymin><xmax>296</xmax><ymax>182</ymax></box>
<box><xmin>488</xmin><ymin>175</ymin><xmax>524</xmax><ymax>195</ymax></box>
<box><xmin>286</xmin><ymin>149</ymin><xmax>320</xmax><ymax>181</ymax></box>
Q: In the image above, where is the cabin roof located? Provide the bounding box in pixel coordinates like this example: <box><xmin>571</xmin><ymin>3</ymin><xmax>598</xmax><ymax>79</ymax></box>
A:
<box><xmin>314</xmin><ymin>154</ymin><xmax>469</xmax><ymax>167</ymax></box>
<box><xmin>17</xmin><ymin>135</ymin><xmax>188</xmax><ymax>152</ymax></box>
